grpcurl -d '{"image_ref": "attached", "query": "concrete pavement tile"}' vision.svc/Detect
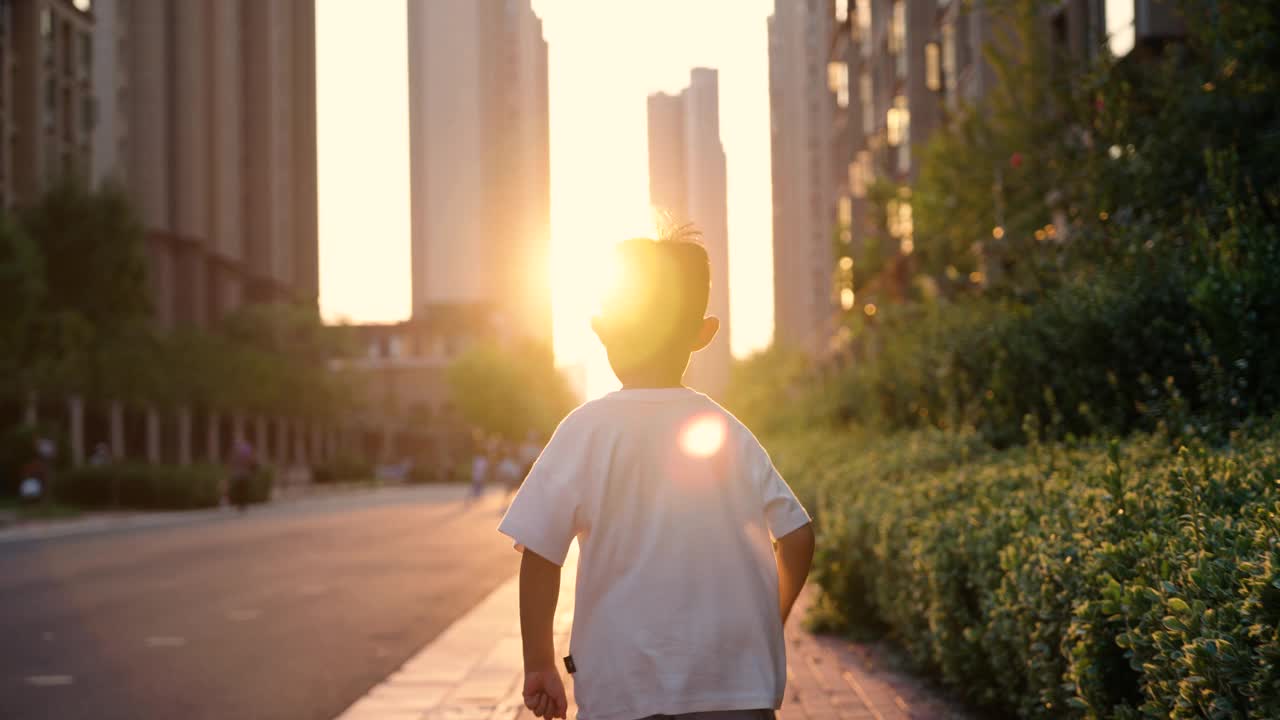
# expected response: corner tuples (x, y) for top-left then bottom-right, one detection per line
(336, 697), (427, 720)
(367, 683), (449, 708)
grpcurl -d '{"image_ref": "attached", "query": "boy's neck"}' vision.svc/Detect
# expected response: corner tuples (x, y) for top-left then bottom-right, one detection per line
(618, 368), (686, 390)
(621, 381), (686, 390)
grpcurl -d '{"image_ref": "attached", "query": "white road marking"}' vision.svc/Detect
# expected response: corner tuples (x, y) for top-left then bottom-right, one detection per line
(226, 609), (261, 621)
(25, 675), (73, 687)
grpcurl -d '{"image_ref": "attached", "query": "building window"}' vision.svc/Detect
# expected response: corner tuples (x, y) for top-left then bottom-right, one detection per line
(838, 196), (852, 244)
(79, 34), (91, 81)
(40, 8), (53, 66)
(828, 62), (849, 108)
(886, 95), (909, 146)
(859, 72), (873, 131)
(925, 42), (942, 91)
(1106, 0), (1136, 57)
(82, 95), (95, 136)
(889, 1), (906, 54)
(44, 77), (56, 130)
(835, 0), (848, 23)
(856, 0), (871, 49)
(942, 22), (957, 96)
(893, 1), (908, 78)
(850, 150), (871, 197)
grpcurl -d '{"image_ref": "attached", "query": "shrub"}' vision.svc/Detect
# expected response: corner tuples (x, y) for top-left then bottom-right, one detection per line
(229, 466), (274, 505)
(57, 462), (226, 510)
(775, 420), (1280, 718)
(312, 454), (373, 484)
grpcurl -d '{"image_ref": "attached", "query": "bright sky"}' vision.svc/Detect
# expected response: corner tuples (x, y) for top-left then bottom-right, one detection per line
(317, 0), (776, 397)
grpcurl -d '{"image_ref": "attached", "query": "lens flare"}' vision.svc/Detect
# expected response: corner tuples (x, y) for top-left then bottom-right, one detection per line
(679, 413), (727, 458)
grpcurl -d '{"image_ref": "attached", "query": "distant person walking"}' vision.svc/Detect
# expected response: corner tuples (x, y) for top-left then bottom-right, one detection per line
(229, 439), (257, 512)
(468, 437), (492, 504)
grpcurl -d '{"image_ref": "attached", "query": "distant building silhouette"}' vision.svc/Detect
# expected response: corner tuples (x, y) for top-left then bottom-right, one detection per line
(407, 0), (551, 346)
(646, 68), (731, 398)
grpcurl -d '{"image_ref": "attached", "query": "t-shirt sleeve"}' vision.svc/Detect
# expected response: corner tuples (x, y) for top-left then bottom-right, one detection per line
(497, 416), (585, 566)
(753, 442), (811, 540)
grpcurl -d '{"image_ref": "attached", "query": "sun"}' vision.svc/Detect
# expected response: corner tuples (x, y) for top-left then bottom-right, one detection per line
(549, 210), (660, 399)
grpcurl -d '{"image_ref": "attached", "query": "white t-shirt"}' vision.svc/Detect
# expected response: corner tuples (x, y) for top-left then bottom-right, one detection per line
(498, 388), (811, 720)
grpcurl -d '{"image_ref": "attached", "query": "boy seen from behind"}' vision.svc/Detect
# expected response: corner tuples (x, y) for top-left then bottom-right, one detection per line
(498, 227), (815, 720)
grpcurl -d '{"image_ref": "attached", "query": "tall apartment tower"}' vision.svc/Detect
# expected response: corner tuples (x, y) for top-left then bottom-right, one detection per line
(107, 0), (317, 330)
(0, 0), (95, 210)
(768, 0), (838, 356)
(407, 0), (551, 346)
(646, 68), (731, 398)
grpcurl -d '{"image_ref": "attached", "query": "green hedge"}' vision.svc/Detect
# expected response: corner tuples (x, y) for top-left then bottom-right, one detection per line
(312, 454), (373, 484)
(57, 463), (227, 509)
(775, 421), (1280, 719)
(228, 466), (274, 506)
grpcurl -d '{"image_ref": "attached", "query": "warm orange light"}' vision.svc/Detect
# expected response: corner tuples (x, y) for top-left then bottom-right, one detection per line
(679, 413), (727, 459)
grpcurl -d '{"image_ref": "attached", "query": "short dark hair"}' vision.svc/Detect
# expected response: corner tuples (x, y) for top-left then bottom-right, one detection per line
(596, 224), (710, 363)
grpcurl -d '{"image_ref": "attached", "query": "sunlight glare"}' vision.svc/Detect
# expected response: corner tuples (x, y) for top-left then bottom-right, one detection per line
(679, 413), (728, 459)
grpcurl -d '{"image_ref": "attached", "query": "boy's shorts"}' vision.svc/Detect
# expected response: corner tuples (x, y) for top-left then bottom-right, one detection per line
(634, 707), (773, 712)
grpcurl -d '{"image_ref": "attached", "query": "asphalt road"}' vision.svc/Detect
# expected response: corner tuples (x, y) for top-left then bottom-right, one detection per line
(0, 487), (521, 720)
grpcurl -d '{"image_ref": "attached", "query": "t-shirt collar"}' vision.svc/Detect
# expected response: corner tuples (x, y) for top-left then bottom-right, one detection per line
(608, 387), (701, 402)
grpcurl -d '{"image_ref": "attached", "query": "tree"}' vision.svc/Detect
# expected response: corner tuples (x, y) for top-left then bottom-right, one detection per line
(0, 214), (43, 401)
(446, 341), (576, 441)
(20, 179), (150, 335)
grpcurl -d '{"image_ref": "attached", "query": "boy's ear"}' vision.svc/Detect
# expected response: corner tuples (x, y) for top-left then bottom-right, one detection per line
(692, 316), (719, 352)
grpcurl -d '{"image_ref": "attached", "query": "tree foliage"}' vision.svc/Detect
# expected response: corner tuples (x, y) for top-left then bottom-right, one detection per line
(446, 340), (577, 441)
(2, 182), (357, 422)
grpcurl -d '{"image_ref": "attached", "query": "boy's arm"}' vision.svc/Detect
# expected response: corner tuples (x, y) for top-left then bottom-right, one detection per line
(774, 522), (816, 623)
(519, 549), (568, 719)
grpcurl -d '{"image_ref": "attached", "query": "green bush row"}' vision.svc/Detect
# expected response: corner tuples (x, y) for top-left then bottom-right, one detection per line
(312, 454), (373, 485)
(56, 462), (271, 509)
(775, 421), (1280, 719)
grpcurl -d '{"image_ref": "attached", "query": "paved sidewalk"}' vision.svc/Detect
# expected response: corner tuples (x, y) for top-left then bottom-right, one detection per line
(336, 547), (968, 720)
(336, 546), (578, 720)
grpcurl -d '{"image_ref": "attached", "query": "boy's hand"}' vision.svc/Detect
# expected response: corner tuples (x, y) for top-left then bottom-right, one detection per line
(523, 669), (568, 718)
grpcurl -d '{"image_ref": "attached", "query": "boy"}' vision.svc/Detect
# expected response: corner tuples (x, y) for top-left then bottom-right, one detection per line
(498, 228), (815, 720)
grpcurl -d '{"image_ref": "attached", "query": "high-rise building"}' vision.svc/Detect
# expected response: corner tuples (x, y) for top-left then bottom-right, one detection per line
(407, 0), (551, 347)
(0, 0), (95, 210)
(767, 0), (839, 356)
(1, 0), (318, 329)
(106, 0), (318, 330)
(646, 68), (731, 397)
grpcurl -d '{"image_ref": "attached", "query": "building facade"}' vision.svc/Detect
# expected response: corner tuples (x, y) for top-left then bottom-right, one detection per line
(767, 0), (839, 356)
(646, 67), (731, 397)
(0, 0), (95, 210)
(1, 0), (318, 329)
(407, 0), (551, 347)
(112, 0), (318, 330)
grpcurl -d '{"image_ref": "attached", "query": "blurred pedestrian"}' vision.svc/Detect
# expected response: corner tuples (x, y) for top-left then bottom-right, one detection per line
(89, 442), (111, 467)
(468, 435), (492, 504)
(496, 442), (524, 510)
(229, 439), (256, 512)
